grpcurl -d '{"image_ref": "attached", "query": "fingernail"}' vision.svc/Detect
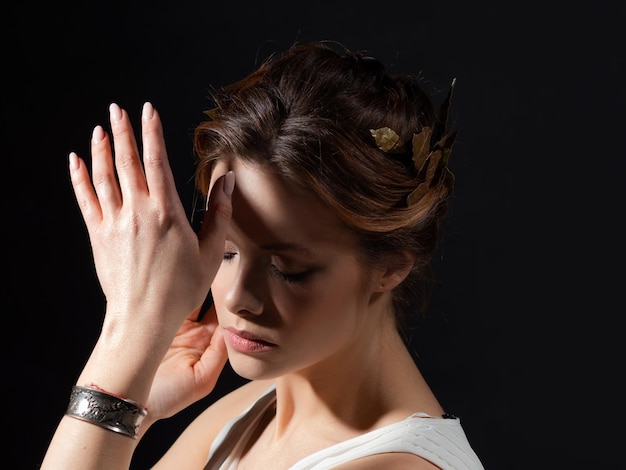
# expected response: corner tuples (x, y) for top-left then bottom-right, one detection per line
(142, 102), (154, 120)
(109, 103), (122, 122)
(69, 152), (79, 171)
(223, 171), (235, 196)
(92, 125), (105, 143)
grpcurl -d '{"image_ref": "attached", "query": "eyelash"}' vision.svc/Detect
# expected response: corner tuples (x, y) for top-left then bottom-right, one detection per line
(222, 252), (313, 284)
(269, 265), (312, 284)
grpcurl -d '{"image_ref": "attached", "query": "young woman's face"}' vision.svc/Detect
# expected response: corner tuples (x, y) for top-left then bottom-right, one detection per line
(210, 159), (385, 380)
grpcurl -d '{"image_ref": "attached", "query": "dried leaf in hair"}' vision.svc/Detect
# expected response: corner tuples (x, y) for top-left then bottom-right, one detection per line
(370, 127), (401, 152)
(434, 130), (458, 166)
(405, 78), (457, 207)
(425, 150), (442, 186)
(433, 78), (456, 143)
(411, 127), (432, 172)
(203, 108), (220, 120)
(407, 183), (427, 206)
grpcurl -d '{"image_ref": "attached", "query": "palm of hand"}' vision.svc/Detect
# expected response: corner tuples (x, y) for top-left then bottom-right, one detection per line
(148, 306), (228, 420)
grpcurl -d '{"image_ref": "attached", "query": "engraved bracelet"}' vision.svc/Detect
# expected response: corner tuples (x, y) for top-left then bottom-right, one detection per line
(65, 385), (147, 438)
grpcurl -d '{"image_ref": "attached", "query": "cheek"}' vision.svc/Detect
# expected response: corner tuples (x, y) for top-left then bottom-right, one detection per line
(211, 261), (367, 329)
(279, 273), (365, 329)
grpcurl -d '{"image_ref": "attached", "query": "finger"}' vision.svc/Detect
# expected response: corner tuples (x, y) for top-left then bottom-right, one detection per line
(108, 102), (148, 202)
(140, 102), (181, 209)
(89, 124), (122, 218)
(197, 326), (228, 385)
(198, 171), (234, 275)
(191, 305), (227, 392)
(69, 151), (103, 229)
(206, 326), (227, 360)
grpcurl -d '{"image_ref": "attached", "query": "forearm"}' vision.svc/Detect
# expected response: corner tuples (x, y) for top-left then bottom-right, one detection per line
(41, 311), (173, 469)
(41, 415), (140, 470)
(41, 101), (233, 469)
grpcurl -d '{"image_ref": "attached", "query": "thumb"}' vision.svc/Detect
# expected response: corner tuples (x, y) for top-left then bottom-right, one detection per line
(195, 326), (229, 392)
(198, 170), (234, 272)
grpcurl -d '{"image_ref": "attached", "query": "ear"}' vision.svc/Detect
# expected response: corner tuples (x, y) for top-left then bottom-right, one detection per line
(373, 251), (415, 292)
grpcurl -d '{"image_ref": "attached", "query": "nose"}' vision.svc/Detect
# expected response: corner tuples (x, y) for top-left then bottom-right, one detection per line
(223, 260), (265, 316)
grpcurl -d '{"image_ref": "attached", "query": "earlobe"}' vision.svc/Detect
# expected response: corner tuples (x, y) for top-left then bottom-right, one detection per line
(375, 252), (415, 292)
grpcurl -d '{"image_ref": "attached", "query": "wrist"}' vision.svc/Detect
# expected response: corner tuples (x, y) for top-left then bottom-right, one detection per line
(65, 384), (148, 439)
(76, 322), (170, 407)
(101, 302), (183, 346)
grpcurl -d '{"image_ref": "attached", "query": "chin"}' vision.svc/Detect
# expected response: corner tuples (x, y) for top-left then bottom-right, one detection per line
(227, 350), (284, 381)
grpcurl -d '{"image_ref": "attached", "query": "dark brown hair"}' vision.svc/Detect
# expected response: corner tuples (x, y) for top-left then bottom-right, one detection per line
(193, 41), (456, 330)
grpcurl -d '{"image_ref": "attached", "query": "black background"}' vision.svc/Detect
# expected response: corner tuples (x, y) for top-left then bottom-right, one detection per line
(3, 1), (624, 468)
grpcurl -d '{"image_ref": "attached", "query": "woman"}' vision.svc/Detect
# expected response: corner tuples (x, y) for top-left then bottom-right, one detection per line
(42, 41), (484, 469)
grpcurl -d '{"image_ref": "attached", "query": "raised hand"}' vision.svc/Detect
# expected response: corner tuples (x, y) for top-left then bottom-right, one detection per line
(70, 102), (232, 331)
(42, 102), (233, 469)
(147, 304), (228, 420)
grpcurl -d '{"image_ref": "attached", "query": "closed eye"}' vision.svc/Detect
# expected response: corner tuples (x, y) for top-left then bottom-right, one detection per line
(269, 265), (314, 284)
(222, 250), (314, 284)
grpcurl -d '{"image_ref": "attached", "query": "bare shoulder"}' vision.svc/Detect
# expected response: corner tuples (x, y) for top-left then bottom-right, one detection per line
(333, 452), (440, 470)
(151, 380), (274, 469)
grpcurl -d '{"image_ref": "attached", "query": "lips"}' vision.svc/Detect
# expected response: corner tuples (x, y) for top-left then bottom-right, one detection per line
(223, 327), (277, 353)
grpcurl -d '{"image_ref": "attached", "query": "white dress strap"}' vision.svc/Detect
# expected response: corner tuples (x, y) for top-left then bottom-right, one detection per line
(204, 384), (484, 470)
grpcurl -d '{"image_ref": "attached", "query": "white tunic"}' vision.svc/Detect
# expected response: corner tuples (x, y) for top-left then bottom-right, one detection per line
(204, 384), (484, 470)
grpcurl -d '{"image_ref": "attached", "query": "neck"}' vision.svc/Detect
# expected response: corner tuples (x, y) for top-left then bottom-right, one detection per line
(270, 320), (440, 437)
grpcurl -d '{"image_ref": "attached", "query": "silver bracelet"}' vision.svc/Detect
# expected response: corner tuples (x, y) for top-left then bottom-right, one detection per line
(65, 385), (147, 439)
